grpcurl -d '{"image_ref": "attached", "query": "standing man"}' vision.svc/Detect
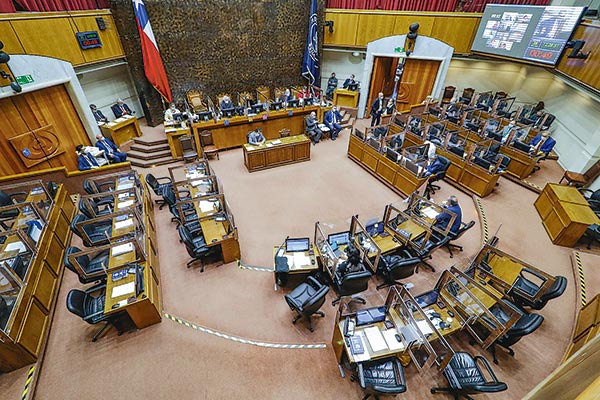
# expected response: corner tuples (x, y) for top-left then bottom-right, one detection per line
(95, 133), (128, 163)
(326, 72), (338, 98)
(111, 98), (133, 118)
(435, 195), (462, 235)
(90, 104), (108, 124)
(76, 145), (99, 171)
(370, 92), (384, 126)
(305, 111), (322, 144)
(343, 74), (356, 89)
(324, 106), (343, 140)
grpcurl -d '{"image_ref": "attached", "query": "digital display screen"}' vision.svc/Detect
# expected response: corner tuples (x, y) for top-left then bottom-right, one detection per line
(471, 5), (585, 66)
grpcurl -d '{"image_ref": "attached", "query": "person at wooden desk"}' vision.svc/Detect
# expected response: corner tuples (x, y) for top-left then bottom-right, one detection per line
(335, 244), (363, 275)
(423, 154), (444, 178)
(111, 98), (133, 118)
(305, 111), (322, 145)
(528, 129), (556, 158)
(434, 195), (462, 235)
(248, 128), (266, 146)
(164, 103), (181, 123)
(343, 74), (356, 89)
(95, 133), (128, 163)
(90, 104), (108, 124)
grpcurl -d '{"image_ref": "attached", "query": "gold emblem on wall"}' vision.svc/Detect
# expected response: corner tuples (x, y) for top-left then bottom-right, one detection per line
(8, 125), (65, 168)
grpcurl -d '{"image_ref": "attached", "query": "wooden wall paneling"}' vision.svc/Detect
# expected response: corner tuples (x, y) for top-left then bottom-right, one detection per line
(71, 15), (125, 63)
(323, 11), (358, 46)
(430, 16), (479, 54)
(391, 15), (434, 38)
(9, 18), (85, 65)
(402, 58), (440, 106)
(356, 14), (397, 46)
(0, 21), (25, 54)
(557, 23), (600, 91)
(0, 98), (32, 176)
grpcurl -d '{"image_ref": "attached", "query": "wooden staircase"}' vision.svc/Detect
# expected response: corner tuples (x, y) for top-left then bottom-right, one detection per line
(127, 136), (178, 168)
(338, 106), (357, 130)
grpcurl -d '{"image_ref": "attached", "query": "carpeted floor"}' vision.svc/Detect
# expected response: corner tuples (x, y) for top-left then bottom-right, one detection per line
(1, 118), (597, 400)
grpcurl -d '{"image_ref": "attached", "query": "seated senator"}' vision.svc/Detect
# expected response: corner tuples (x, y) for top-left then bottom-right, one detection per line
(220, 95), (234, 111)
(335, 244), (363, 276)
(305, 111), (322, 144)
(164, 103), (181, 123)
(248, 128), (266, 146)
(528, 130), (556, 157)
(279, 89), (293, 104)
(423, 154), (444, 177)
(76, 145), (99, 171)
(95, 133), (127, 163)
(324, 106), (343, 140)
(389, 134), (404, 151)
(343, 74), (356, 89)
(111, 98), (133, 118)
(435, 195), (462, 235)
(90, 104), (108, 123)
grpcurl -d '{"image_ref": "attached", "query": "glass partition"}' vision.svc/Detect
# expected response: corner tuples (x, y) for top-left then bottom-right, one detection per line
(404, 194), (455, 238)
(352, 126), (367, 142)
(493, 96), (516, 117)
(350, 216), (381, 274)
(470, 139), (503, 174)
(80, 186), (144, 219)
(314, 222), (343, 280)
(75, 208), (145, 249)
(168, 160), (212, 183)
(0, 180), (54, 221)
(407, 115), (424, 137)
(173, 175), (220, 201)
(175, 194), (236, 244)
(87, 170), (140, 194)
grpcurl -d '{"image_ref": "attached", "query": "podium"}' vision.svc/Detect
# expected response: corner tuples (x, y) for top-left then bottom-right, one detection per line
(333, 89), (359, 108)
(100, 116), (142, 146)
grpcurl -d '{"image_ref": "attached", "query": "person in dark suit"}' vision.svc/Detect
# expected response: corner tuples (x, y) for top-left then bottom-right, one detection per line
(529, 130), (556, 156)
(370, 92), (384, 126)
(324, 106), (343, 140)
(326, 72), (338, 98)
(389, 134), (403, 151)
(220, 95), (234, 110)
(76, 145), (99, 171)
(343, 74), (356, 89)
(423, 154), (444, 177)
(278, 89), (293, 104)
(435, 195), (462, 235)
(305, 111), (322, 144)
(90, 104), (108, 123)
(111, 99), (133, 118)
(95, 133), (127, 163)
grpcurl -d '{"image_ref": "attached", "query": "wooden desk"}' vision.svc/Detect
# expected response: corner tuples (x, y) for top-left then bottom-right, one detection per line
(100, 116), (142, 146)
(190, 106), (319, 151)
(243, 135), (311, 173)
(371, 228), (402, 255)
(534, 183), (600, 247)
(166, 126), (192, 159)
(334, 89), (359, 108)
(272, 246), (318, 274)
(499, 145), (537, 180)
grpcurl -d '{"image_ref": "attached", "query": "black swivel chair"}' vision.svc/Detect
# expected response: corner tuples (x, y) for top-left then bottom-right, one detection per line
(409, 234), (451, 273)
(580, 188), (600, 216)
(424, 155), (451, 199)
(509, 272), (567, 311)
(353, 357), (407, 400)
(0, 297), (10, 330)
(178, 225), (216, 272)
(431, 352), (507, 399)
(376, 250), (420, 290)
(284, 276), (329, 332)
(83, 178), (114, 195)
(145, 174), (173, 210)
(66, 284), (124, 342)
(70, 214), (112, 247)
(64, 246), (109, 284)
(331, 264), (371, 306)
(443, 220), (475, 258)
(0, 190), (27, 228)
(78, 197), (113, 219)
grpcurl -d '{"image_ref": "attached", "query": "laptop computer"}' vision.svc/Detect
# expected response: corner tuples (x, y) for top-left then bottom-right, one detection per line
(285, 237), (310, 253)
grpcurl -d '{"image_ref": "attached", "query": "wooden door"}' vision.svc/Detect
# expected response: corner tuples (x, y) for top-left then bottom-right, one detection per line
(367, 57), (397, 113)
(396, 59), (440, 112)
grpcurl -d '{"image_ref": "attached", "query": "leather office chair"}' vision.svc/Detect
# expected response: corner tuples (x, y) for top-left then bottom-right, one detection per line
(431, 352), (507, 399)
(579, 188), (600, 215)
(443, 220), (475, 258)
(409, 234), (451, 273)
(352, 357), (407, 400)
(66, 284), (124, 342)
(424, 155), (450, 199)
(376, 250), (420, 290)
(0, 190), (24, 228)
(145, 173), (173, 210)
(78, 197), (112, 219)
(179, 135), (198, 163)
(200, 130), (219, 160)
(284, 276), (329, 332)
(70, 214), (112, 247)
(584, 224), (600, 249)
(64, 246), (108, 284)
(459, 88), (475, 104)
(331, 263), (371, 306)
(178, 225), (215, 272)
(560, 159), (600, 188)
(0, 297), (9, 330)
(82, 178), (114, 195)
(162, 185), (196, 226)
(442, 86), (455, 104)
(509, 273), (567, 311)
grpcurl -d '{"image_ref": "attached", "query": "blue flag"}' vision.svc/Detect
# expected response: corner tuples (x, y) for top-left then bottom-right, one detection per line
(302, 0), (319, 87)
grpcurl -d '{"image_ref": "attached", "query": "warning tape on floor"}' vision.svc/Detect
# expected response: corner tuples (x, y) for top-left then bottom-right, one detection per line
(21, 365), (35, 400)
(163, 312), (326, 349)
(237, 259), (274, 272)
(574, 252), (586, 307)
(521, 180), (543, 192)
(474, 197), (489, 244)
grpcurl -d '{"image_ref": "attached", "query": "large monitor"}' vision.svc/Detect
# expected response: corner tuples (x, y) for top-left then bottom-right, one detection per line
(471, 5), (586, 66)
(221, 107), (235, 118)
(287, 99), (299, 108)
(347, 83), (358, 91)
(250, 103), (265, 114)
(270, 101), (283, 111)
(386, 147), (400, 162)
(197, 111), (213, 122)
(328, 231), (350, 247)
(286, 237), (310, 253)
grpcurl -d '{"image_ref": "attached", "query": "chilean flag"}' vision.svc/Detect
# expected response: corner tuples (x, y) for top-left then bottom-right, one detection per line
(132, 0), (172, 102)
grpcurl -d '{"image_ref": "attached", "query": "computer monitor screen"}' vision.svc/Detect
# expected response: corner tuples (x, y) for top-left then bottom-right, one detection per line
(221, 107), (235, 118)
(270, 101), (283, 111)
(428, 107), (441, 117)
(354, 129), (364, 140)
(473, 156), (492, 170)
(366, 221), (385, 236)
(328, 231), (350, 247)
(287, 99), (299, 108)
(251, 104), (265, 114)
(347, 83), (358, 91)
(173, 112), (183, 122)
(512, 140), (531, 153)
(285, 237), (310, 252)
(386, 147), (400, 162)
(197, 111), (212, 121)
(404, 158), (422, 176)
(448, 145), (465, 158)
(367, 137), (381, 151)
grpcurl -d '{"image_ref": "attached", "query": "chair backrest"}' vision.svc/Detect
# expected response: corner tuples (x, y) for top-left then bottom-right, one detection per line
(442, 86), (455, 100)
(462, 88), (475, 100)
(499, 154), (511, 170)
(337, 265), (371, 296)
(381, 254), (418, 280)
(83, 179), (98, 194)
(179, 135), (197, 160)
(200, 131), (215, 147)
(500, 313), (544, 347)
(66, 289), (87, 319)
(583, 159), (600, 182)
(162, 185), (177, 207)
(78, 198), (97, 219)
(431, 155), (451, 182)
(302, 284), (329, 316)
(0, 191), (12, 206)
(178, 225), (196, 250)
(540, 275), (567, 303)
(453, 220), (475, 240)
(443, 352), (507, 394)
(145, 174), (160, 193)
(70, 214), (87, 239)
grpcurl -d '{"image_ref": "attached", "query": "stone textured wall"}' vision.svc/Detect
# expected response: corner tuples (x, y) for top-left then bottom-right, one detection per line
(111, 0), (324, 126)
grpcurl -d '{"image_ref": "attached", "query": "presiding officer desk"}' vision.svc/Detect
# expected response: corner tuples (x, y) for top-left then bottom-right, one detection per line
(243, 134), (311, 173)
(99, 115), (142, 146)
(0, 180), (75, 372)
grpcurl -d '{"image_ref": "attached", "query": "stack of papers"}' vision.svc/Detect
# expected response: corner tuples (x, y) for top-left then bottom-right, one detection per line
(199, 201), (214, 213)
(364, 326), (388, 352)
(422, 207), (439, 219)
(271, 139), (282, 145)
(117, 182), (134, 190)
(111, 242), (134, 257)
(111, 282), (135, 298)
(117, 200), (134, 209)
(114, 218), (134, 230)
(416, 320), (434, 336)
(383, 329), (404, 351)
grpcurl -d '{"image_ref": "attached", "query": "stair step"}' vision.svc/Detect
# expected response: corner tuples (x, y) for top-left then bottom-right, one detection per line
(130, 143), (171, 153)
(128, 149), (172, 160)
(130, 156), (178, 168)
(133, 136), (168, 146)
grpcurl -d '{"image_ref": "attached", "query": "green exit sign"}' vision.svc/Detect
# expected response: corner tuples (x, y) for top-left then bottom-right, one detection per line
(394, 47), (404, 53)
(16, 75), (34, 85)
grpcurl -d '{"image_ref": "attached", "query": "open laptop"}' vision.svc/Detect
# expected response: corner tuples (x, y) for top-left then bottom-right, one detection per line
(285, 237), (310, 253)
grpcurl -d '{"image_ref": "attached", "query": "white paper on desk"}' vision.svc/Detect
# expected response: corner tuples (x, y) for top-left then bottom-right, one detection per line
(293, 253), (311, 266)
(190, 180), (205, 187)
(364, 326), (388, 352)
(271, 139), (282, 145)
(4, 241), (26, 253)
(118, 182), (134, 190)
(416, 320), (434, 336)
(383, 329), (405, 351)
(265, 143), (273, 148)
(199, 201), (214, 213)
(285, 254), (295, 267)
(114, 218), (134, 230)
(352, 333), (371, 362)
(422, 207), (439, 219)
(165, 128), (176, 133)
(117, 200), (134, 209)
(111, 242), (134, 257)
(111, 282), (135, 298)
(118, 193), (130, 200)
